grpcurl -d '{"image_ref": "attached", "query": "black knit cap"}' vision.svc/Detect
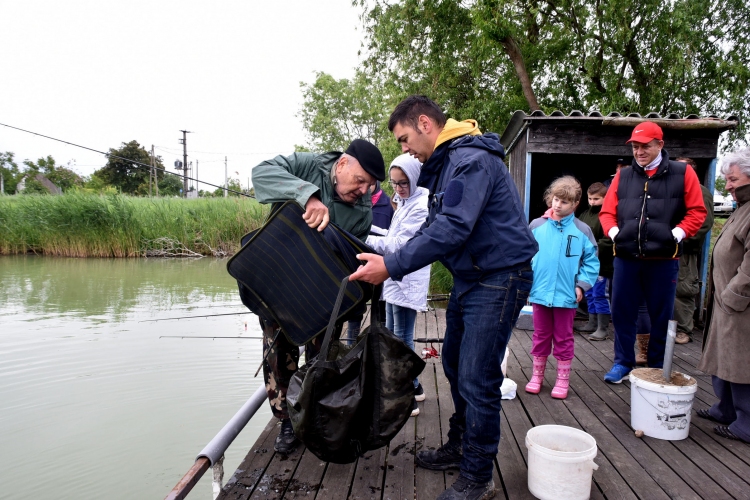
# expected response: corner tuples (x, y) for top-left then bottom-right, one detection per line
(345, 139), (385, 181)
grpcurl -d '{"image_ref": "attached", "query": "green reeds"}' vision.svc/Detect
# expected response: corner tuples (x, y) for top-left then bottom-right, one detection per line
(0, 193), (268, 257)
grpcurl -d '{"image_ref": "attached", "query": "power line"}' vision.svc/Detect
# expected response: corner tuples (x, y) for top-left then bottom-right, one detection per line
(154, 145), (288, 156)
(0, 122), (253, 198)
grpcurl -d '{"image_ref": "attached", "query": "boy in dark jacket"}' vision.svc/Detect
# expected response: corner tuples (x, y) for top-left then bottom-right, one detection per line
(577, 182), (613, 340)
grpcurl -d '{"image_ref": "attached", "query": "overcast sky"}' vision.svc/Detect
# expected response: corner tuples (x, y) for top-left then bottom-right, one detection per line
(0, 1), (364, 191)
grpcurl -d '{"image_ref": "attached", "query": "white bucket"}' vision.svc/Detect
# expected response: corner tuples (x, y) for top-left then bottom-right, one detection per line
(629, 369), (697, 440)
(525, 425), (598, 500)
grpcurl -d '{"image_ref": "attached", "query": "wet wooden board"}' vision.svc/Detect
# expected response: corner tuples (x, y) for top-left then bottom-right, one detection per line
(217, 310), (750, 499)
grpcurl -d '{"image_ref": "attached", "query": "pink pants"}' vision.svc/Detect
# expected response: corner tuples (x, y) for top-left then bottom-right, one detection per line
(531, 304), (576, 361)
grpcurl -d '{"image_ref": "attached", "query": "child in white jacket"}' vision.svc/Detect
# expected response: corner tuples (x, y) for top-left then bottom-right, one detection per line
(367, 153), (430, 416)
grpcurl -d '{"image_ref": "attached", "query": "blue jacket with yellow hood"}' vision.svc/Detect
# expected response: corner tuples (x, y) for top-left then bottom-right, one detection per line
(384, 119), (538, 294)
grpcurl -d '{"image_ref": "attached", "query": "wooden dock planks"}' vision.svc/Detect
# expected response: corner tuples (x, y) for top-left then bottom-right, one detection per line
(217, 310), (750, 500)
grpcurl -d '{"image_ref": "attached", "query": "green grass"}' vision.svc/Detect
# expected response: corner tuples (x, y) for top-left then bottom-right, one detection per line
(710, 216), (727, 256)
(0, 193), (268, 257)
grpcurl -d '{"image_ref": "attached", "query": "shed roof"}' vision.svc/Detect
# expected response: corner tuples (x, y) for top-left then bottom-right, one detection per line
(499, 110), (740, 153)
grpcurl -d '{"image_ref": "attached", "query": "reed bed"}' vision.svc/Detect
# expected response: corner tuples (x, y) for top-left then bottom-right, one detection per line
(0, 193), (268, 257)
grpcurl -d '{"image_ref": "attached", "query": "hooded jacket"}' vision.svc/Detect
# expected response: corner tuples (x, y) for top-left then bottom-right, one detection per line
(367, 154), (430, 311)
(528, 212), (599, 309)
(384, 120), (538, 295)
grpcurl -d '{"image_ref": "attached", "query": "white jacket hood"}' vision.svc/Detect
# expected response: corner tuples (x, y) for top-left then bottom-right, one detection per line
(389, 153), (422, 201)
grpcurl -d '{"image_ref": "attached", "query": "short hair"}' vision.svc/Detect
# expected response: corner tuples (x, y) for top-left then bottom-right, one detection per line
(388, 95), (447, 132)
(587, 182), (607, 197)
(720, 148), (750, 178)
(547, 176), (582, 203)
(676, 157), (697, 170)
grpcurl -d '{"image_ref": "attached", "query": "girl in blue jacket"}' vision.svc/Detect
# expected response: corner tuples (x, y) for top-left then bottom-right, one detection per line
(525, 176), (599, 399)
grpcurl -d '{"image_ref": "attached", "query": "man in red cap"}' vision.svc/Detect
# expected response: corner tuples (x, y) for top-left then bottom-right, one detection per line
(599, 121), (707, 383)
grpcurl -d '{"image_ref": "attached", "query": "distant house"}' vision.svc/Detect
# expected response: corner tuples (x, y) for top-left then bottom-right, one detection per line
(16, 173), (63, 195)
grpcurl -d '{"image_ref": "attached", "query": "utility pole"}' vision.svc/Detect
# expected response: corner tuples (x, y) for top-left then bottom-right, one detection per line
(179, 130), (192, 198)
(196, 159), (199, 196)
(0, 171), (4, 195)
(224, 156), (228, 198)
(149, 145), (154, 197)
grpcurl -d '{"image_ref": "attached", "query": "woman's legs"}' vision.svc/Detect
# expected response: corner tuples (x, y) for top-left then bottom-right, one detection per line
(388, 302), (419, 387)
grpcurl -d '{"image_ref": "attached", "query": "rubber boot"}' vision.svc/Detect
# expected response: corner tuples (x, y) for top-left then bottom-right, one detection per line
(551, 359), (572, 399)
(576, 314), (597, 333)
(587, 314), (610, 341)
(635, 334), (650, 366)
(525, 356), (547, 394)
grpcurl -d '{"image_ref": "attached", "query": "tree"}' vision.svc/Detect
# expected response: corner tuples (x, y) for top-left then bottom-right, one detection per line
(298, 71), (402, 161)
(0, 152), (22, 194)
(715, 176), (728, 196)
(351, 0), (749, 143)
(22, 156), (84, 192)
(212, 178), (243, 197)
(94, 141), (165, 195)
(158, 174), (184, 197)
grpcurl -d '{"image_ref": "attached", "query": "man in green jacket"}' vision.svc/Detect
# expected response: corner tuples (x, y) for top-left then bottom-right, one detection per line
(251, 139), (385, 453)
(674, 157), (714, 343)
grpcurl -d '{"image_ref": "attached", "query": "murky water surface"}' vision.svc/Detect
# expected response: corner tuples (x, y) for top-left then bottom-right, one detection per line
(0, 256), (269, 499)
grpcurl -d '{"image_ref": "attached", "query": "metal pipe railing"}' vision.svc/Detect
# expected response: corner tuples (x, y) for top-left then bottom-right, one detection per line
(165, 346), (305, 500)
(165, 384), (267, 500)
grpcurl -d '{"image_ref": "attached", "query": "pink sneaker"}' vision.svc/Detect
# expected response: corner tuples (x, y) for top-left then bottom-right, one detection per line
(551, 359), (572, 399)
(525, 356), (547, 394)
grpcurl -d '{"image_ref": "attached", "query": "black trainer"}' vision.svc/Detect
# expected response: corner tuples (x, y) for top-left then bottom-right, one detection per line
(414, 383), (426, 402)
(274, 418), (300, 454)
(415, 441), (462, 470)
(437, 475), (496, 500)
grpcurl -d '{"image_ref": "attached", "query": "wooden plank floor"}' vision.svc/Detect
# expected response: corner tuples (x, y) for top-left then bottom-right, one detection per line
(217, 305), (750, 499)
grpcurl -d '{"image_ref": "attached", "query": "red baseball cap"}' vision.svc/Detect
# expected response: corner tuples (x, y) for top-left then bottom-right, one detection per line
(626, 121), (663, 144)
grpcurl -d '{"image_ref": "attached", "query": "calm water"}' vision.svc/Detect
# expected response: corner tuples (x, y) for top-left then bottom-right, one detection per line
(0, 256), (270, 499)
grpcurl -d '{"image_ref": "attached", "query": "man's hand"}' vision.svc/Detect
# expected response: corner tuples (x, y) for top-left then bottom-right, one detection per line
(303, 196), (329, 231)
(350, 253), (390, 285)
(575, 287), (583, 303)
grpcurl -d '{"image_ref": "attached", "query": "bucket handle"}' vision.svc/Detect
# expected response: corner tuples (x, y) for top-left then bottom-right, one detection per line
(591, 460), (599, 471)
(635, 386), (691, 420)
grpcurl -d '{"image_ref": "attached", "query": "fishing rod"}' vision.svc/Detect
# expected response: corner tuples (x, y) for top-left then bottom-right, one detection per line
(160, 335), (263, 340)
(141, 311), (250, 322)
(0, 121), (252, 198)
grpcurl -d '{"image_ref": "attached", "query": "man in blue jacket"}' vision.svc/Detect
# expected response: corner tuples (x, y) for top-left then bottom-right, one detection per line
(351, 95), (537, 500)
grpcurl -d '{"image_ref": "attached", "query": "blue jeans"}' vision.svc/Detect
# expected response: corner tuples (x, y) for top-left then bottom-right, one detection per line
(611, 257), (679, 368)
(443, 266), (533, 483)
(386, 302), (419, 388)
(585, 276), (610, 314)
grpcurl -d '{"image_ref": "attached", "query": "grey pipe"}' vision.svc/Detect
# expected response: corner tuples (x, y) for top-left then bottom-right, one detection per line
(197, 345), (306, 465)
(663, 320), (677, 382)
(197, 384), (268, 466)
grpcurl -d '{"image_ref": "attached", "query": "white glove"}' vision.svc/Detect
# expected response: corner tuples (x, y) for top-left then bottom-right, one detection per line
(608, 227), (620, 240)
(369, 225), (388, 236)
(671, 227), (686, 243)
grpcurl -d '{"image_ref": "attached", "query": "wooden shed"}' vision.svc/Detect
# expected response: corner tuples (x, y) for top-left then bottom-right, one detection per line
(498, 110), (739, 315)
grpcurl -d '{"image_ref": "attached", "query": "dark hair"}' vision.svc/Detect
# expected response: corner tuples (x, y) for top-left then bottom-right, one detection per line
(388, 95), (447, 132)
(676, 157), (697, 169)
(587, 182), (607, 196)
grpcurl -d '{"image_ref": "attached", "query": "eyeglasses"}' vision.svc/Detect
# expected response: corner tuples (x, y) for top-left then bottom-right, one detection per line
(389, 180), (410, 189)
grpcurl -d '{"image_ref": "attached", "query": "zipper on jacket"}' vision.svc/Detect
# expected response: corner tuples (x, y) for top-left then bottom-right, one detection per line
(637, 181), (648, 256)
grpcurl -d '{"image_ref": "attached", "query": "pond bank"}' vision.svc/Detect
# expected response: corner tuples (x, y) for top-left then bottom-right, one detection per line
(0, 193), (268, 257)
